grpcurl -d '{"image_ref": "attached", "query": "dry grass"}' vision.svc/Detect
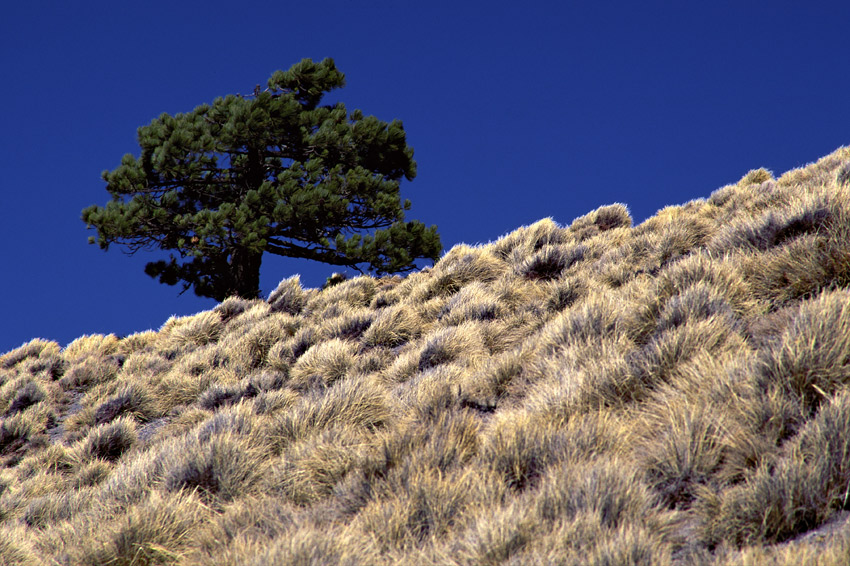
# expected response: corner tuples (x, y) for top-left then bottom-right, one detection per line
(2, 145), (850, 564)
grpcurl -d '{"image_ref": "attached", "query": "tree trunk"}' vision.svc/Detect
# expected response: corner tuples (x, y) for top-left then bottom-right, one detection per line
(228, 247), (263, 300)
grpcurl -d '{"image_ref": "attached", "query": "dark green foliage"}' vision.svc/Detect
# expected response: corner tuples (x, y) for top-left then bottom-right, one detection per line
(83, 58), (442, 301)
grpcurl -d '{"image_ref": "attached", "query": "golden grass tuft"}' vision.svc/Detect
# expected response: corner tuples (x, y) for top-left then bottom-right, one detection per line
(569, 202), (633, 240)
(415, 245), (507, 301)
(490, 217), (571, 259)
(737, 167), (774, 187)
(305, 275), (378, 316)
(361, 303), (424, 348)
(164, 310), (224, 347)
(290, 338), (359, 388)
(2, 145), (850, 564)
(269, 376), (392, 449)
(0, 339), (60, 371)
(267, 274), (308, 315)
(47, 490), (213, 566)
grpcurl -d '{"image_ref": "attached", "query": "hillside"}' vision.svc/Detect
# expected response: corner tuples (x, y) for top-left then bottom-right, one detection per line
(2, 146), (850, 565)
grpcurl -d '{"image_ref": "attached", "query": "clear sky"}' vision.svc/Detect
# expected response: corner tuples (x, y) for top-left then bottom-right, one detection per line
(2, 0), (849, 353)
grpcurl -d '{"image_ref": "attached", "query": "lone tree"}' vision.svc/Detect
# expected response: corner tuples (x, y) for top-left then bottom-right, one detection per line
(83, 58), (441, 301)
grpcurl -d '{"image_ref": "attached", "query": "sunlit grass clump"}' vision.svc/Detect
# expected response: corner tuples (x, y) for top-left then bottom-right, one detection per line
(2, 146), (850, 564)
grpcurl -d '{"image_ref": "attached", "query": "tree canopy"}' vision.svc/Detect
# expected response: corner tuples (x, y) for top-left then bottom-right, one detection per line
(82, 58), (441, 301)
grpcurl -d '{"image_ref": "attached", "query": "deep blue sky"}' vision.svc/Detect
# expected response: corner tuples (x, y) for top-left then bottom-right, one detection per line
(2, 1), (849, 353)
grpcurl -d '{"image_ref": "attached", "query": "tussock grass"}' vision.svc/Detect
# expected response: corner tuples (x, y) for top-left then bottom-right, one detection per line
(73, 416), (137, 462)
(515, 243), (587, 281)
(267, 274), (308, 315)
(3, 145), (850, 563)
(290, 338), (359, 388)
(62, 333), (120, 361)
(269, 376), (391, 448)
(59, 355), (121, 391)
(263, 426), (376, 506)
(698, 389), (850, 548)
(438, 282), (502, 325)
(0, 339), (61, 372)
(415, 322), (488, 373)
(163, 311), (224, 347)
(46, 490), (212, 566)
(563, 204), (634, 249)
(305, 275), (378, 316)
(93, 381), (161, 424)
(415, 245), (506, 301)
(362, 304), (420, 348)
(754, 287), (850, 414)
(319, 306), (376, 341)
(491, 217), (571, 259)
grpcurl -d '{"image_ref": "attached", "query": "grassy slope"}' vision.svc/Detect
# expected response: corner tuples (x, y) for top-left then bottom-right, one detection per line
(2, 147), (850, 565)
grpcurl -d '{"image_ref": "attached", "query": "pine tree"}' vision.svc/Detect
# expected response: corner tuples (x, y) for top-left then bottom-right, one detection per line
(82, 58), (441, 301)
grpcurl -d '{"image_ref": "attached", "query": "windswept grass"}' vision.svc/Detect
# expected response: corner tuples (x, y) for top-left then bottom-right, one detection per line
(2, 145), (850, 564)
